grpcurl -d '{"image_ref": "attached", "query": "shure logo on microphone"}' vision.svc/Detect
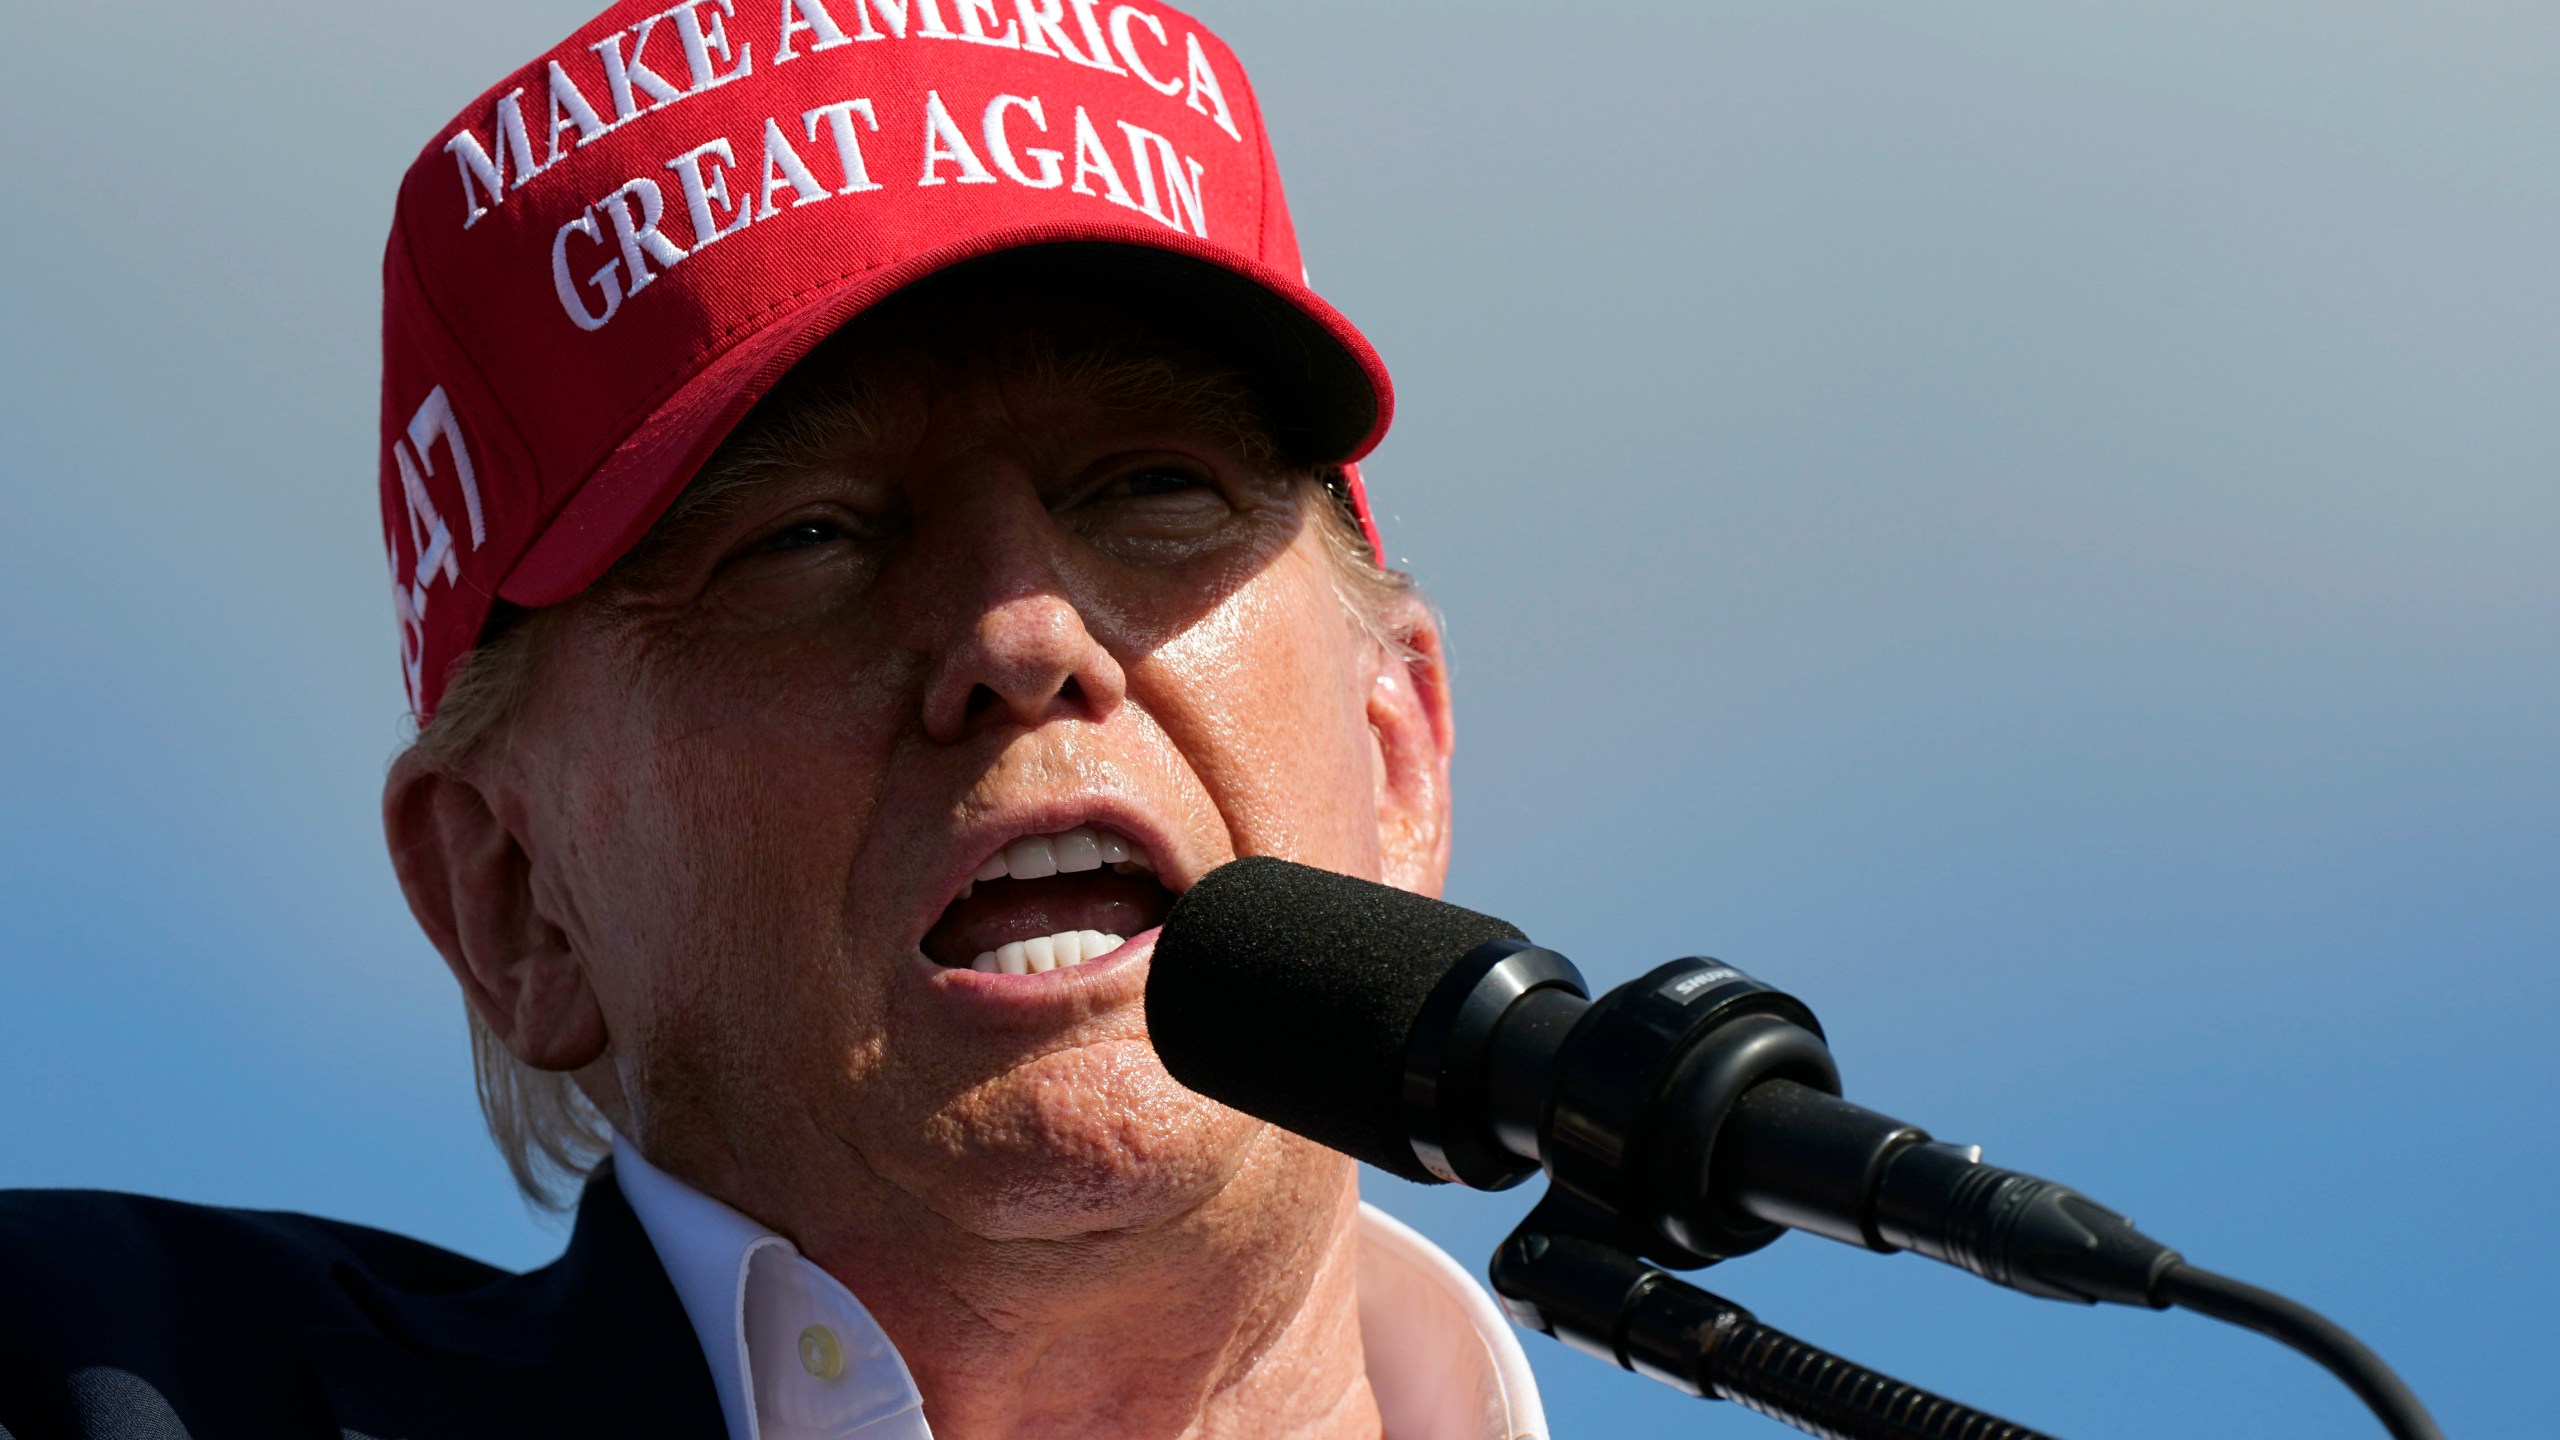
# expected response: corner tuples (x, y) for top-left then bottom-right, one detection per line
(1666, 965), (1742, 1002)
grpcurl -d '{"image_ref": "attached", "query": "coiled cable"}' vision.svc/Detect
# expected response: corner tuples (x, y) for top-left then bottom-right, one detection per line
(1695, 1306), (2057, 1440)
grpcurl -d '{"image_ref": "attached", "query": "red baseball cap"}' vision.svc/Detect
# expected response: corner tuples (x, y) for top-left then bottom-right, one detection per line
(380, 0), (1392, 722)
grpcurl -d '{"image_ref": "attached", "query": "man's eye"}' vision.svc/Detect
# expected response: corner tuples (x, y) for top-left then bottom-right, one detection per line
(1115, 467), (1206, 497)
(749, 519), (846, 554)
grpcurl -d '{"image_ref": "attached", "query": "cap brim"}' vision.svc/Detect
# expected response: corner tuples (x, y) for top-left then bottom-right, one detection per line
(500, 226), (1391, 608)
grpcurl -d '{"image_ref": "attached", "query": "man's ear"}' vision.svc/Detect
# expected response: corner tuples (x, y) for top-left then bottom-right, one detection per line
(1368, 601), (1455, 897)
(383, 751), (606, 1073)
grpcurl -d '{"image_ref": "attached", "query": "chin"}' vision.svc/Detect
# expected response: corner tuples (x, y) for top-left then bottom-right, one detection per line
(916, 1039), (1275, 1241)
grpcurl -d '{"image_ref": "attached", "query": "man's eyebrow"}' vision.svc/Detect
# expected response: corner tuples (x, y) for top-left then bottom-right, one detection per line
(598, 456), (851, 591)
(600, 332), (1290, 589)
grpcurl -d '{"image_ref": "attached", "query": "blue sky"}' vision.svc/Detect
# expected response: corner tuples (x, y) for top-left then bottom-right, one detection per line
(4, 3), (2552, 1435)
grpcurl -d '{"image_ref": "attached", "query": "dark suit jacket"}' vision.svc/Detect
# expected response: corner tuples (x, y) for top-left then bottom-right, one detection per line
(0, 1166), (726, 1440)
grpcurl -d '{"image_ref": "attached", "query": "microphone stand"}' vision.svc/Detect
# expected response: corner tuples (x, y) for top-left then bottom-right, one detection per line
(1492, 1197), (2058, 1440)
(1442, 951), (2441, 1439)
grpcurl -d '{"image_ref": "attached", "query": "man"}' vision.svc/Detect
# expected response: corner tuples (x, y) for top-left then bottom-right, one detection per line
(0, 4), (1545, 1438)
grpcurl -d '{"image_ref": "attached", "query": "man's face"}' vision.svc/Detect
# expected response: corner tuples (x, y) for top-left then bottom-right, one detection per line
(444, 291), (1450, 1240)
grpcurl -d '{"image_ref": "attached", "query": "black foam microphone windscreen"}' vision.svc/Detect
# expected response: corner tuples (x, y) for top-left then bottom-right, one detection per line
(1147, 857), (1525, 1184)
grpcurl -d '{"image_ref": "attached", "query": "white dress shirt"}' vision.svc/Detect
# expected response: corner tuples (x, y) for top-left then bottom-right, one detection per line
(614, 1137), (1548, 1440)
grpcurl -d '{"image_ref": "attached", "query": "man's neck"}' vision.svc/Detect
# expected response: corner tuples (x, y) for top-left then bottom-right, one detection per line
(719, 1133), (1383, 1440)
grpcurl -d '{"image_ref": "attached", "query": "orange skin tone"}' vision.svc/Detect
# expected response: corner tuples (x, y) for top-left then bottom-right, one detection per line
(384, 300), (1454, 1440)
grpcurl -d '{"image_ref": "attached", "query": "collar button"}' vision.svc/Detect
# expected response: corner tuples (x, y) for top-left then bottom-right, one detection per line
(798, 1323), (845, 1380)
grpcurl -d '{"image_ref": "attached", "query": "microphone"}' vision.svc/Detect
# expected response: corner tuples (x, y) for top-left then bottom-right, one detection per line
(1148, 855), (2172, 1300)
(1148, 858), (2444, 1440)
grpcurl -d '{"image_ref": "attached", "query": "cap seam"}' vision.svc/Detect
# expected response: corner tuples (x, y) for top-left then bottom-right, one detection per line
(1239, 51), (1274, 257)
(390, 203), (544, 597)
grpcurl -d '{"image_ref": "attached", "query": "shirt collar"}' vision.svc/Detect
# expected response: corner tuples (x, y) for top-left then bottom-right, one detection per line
(612, 1136), (1546, 1440)
(614, 1137), (929, 1440)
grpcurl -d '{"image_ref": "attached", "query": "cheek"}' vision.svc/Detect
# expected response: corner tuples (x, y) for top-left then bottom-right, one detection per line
(543, 625), (912, 1118)
(1137, 549), (1381, 874)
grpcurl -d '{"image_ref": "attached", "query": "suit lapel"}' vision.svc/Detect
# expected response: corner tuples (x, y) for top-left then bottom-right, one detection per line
(305, 1166), (727, 1440)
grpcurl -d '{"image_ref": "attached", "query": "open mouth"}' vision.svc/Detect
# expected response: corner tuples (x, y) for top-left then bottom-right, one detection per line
(922, 824), (1177, 974)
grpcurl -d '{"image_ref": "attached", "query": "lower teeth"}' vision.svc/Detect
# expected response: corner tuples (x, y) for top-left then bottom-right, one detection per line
(972, 929), (1125, 975)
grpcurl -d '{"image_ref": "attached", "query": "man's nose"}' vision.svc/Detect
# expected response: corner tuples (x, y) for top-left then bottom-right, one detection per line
(917, 529), (1129, 746)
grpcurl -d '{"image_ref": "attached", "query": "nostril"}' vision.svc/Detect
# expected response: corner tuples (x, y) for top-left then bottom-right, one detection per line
(964, 683), (1000, 720)
(1058, 675), (1084, 708)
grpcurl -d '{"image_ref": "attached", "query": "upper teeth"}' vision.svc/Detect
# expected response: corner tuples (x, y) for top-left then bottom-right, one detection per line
(953, 827), (1152, 972)
(970, 825), (1151, 885)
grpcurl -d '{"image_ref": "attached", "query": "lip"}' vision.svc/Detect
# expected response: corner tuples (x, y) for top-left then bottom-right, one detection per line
(910, 925), (1160, 1026)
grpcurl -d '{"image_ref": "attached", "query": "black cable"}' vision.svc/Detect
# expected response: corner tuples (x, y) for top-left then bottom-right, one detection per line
(1499, 1230), (2064, 1440)
(1694, 1305), (2060, 1440)
(2154, 1262), (2443, 1440)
